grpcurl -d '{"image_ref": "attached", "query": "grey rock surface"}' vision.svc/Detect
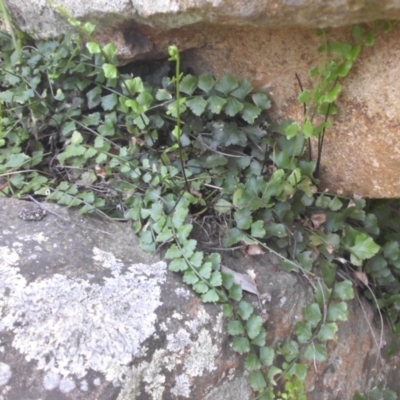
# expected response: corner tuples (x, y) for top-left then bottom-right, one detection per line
(221, 252), (400, 399)
(0, 197), (252, 399)
(0, 197), (400, 399)
(7, 0), (400, 37)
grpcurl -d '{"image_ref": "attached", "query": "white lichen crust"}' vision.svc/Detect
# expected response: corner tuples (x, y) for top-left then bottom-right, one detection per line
(0, 363), (12, 386)
(0, 246), (166, 385)
(118, 313), (223, 400)
(1, 243), (224, 399)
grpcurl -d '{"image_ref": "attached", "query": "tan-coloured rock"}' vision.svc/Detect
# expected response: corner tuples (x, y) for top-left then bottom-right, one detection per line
(6, 0), (400, 197)
(181, 25), (400, 198)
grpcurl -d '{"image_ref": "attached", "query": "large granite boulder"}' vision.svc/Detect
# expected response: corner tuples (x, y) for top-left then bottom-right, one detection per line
(0, 197), (399, 399)
(6, 1), (400, 38)
(6, 1), (400, 198)
(0, 198), (252, 399)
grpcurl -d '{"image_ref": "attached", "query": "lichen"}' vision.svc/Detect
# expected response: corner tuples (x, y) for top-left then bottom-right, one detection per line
(92, 247), (124, 275)
(18, 232), (48, 244)
(117, 363), (146, 400)
(185, 319), (201, 333)
(175, 287), (192, 298)
(0, 246), (167, 385)
(79, 379), (88, 391)
(184, 329), (219, 377)
(0, 247), (21, 270)
(142, 349), (166, 400)
(43, 371), (61, 390)
(0, 363), (12, 386)
(171, 374), (191, 397)
(1, 243), (224, 398)
(167, 328), (192, 353)
(0, 247), (26, 326)
(93, 377), (101, 386)
(59, 377), (76, 393)
(119, 307), (221, 399)
(196, 308), (212, 325)
(172, 311), (183, 320)
(212, 312), (224, 333)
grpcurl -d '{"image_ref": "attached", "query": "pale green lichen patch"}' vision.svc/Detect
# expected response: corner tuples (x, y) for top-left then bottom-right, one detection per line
(0, 246), (167, 387)
(0, 247), (27, 321)
(118, 311), (223, 399)
(1, 243), (225, 399)
(18, 232), (48, 244)
(171, 374), (191, 397)
(184, 328), (219, 376)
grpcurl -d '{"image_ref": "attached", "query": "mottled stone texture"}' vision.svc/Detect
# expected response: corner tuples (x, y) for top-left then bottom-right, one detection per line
(7, 0), (400, 35)
(0, 198), (253, 400)
(0, 197), (400, 398)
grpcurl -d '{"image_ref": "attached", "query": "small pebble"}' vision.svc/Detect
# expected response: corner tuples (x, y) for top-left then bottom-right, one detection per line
(18, 205), (47, 221)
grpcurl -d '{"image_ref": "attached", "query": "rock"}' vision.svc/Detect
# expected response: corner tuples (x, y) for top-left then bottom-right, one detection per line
(7, 0), (400, 38)
(181, 25), (400, 199)
(0, 197), (399, 398)
(7, 1), (400, 198)
(223, 250), (400, 398)
(0, 198), (252, 400)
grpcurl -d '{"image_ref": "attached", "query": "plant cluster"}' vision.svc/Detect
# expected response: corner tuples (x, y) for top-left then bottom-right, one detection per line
(354, 386), (397, 400)
(0, 8), (399, 398)
(285, 23), (392, 177)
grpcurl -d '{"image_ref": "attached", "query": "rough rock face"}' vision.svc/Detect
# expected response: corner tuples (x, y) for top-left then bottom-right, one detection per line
(7, 0), (400, 36)
(7, 0), (400, 198)
(0, 197), (399, 399)
(181, 25), (400, 199)
(0, 198), (253, 400)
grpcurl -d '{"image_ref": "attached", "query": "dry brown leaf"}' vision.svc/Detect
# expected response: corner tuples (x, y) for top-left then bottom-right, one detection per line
(301, 216), (312, 229)
(347, 200), (356, 208)
(247, 269), (257, 281)
(245, 244), (265, 256)
(268, 164), (277, 174)
(131, 137), (146, 147)
(311, 213), (327, 229)
(333, 257), (347, 265)
(353, 271), (369, 287)
(94, 164), (108, 179)
(221, 266), (259, 297)
(190, 187), (203, 198)
(310, 245), (320, 258)
(0, 181), (9, 192)
(326, 245), (335, 254)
